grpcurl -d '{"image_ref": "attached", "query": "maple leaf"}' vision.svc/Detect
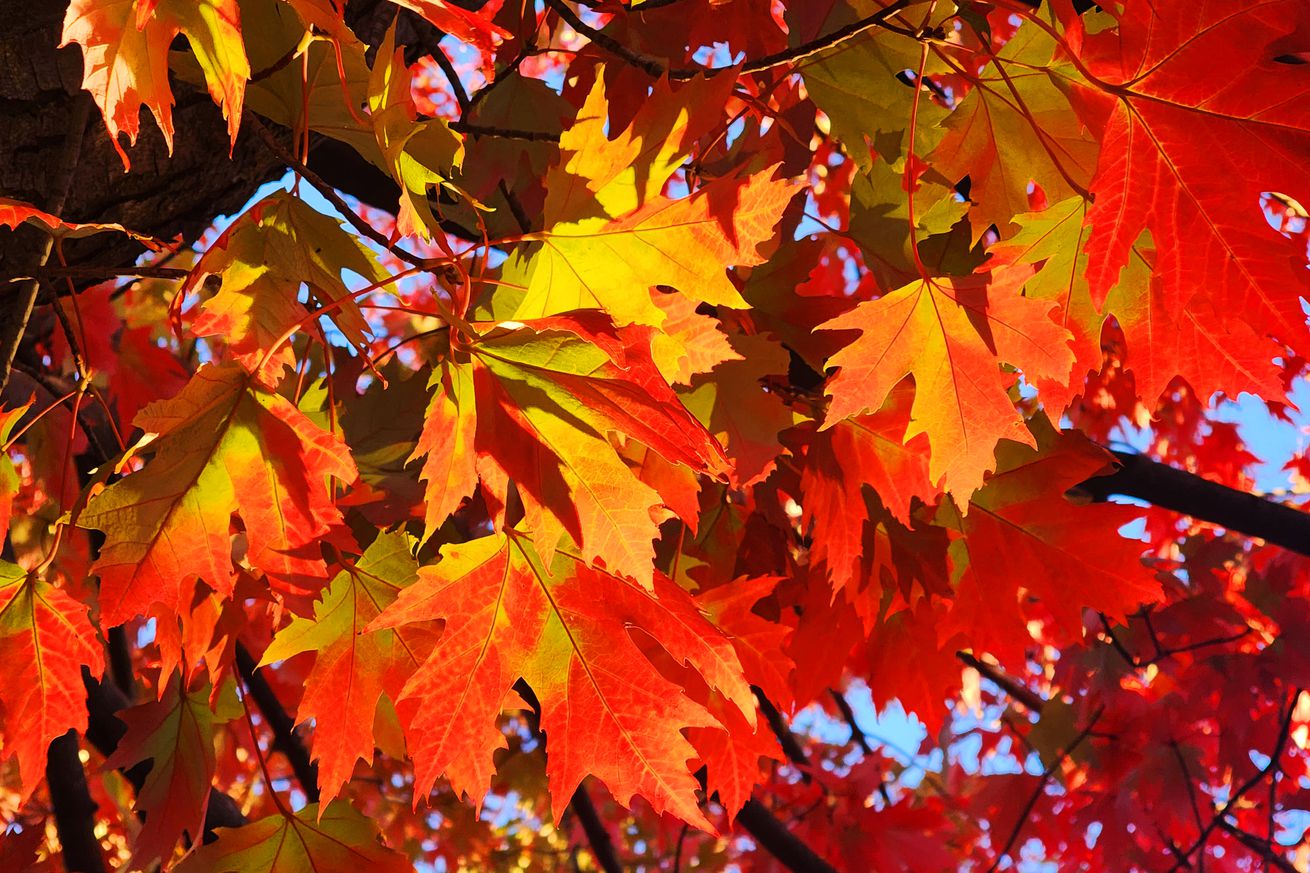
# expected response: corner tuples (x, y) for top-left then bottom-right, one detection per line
(858, 599), (962, 734)
(79, 363), (357, 627)
(102, 674), (239, 867)
(187, 191), (386, 386)
(260, 531), (439, 806)
(22, 0), (1310, 865)
(931, 23), (1098, 243)
(0, 561), (105, 800)
(846, 156), (973, 288)
(388, 0), (509, 56)
(369, 530), (754, 830)
(649, 292), (742, 386)
(790, 0), (952, 167)
(110, 327), (192, 427)
(992, 196), (1287, 410)
(681, 333), (794, 488)
(174, 801), (410, 873)
(687, 697), (782, 820)
(936, 424), (1163, 652)
(545, 70), (738, 223)
(61, 0), (250, 168)
(695, 576), (795, 710)
(236, 0), (372, 149)
(412, 361), (478, 540)
(1078, 0), (1310, 354)
(499, 62), (793, 326)
(821, 266), (1074, 498)
(801, 381), (937, 591)
(0, 197), (164, 247)
(368, 22), (464, 239)
(511, 169), (795, 326)
(414, 312), (728, 586)
(787, 578), (870, 706)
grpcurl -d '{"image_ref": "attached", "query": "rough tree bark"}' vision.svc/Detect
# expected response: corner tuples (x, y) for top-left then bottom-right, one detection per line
(0, 0), (408, 393)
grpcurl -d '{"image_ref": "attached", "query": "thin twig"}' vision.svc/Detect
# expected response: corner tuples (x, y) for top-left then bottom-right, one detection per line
(671, 822), (690, 873)
(545, 0), (920, 81)
(957, 651), (1046, 714)
(1217, 821), (1297, 873)
(247, 114), (435, 271)
(1166, 688), (1302, 872)
(986, 707), (1104, 873)
(1169, 741), (1207, 847)
(449, 120), (561, 142)
(829, 689), (874, 755)
(1099, 613), (1141, 668)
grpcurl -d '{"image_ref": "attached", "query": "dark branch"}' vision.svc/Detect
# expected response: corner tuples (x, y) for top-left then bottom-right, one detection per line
(755, 688), (811, 773)
(544, 0), (665, 78)
(512, 680), (628, 872)
(235, 643), (320, 802)
(736, 0), (919, 74)
(37, 264), (190, 281)
(46, 730), (106, 873)
(829, 689), (874, 755)
(82, 669), (246, 841)
(956, 651), (1045, 714)
(569, 781), (624, 873)
(545, 0), (918, 82)
(736, 800), (839, 873)
(1217, 821), (1297, 873)
(1076, 451), (1310, 558)
(449, 120), (561, 142)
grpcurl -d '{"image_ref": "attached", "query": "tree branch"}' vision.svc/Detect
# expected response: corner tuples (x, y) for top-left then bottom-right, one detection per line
(449, 120), (561, 142)
(46, 730), (106, 873)
(544, 0), (918, 81)
(736, 800), (838, 873)
(1217, 820), (1297, 873)
(511, 680), (627, 872)
(755, 688), (810, 773)
(736, 0), (919, 74)
(544, 0), (665, 77)
(37, 264), (191, 282)
(829, 689), (874, 755)
(1166, 688), (1302, 872)
(956, 651), (1045, 714)
(234, 643), (320, 802)
(986, 707), (1103, 873)
(81, 669), (246, 841)
(1076, 451), (1310, 558)
(568, 781), (624, 873)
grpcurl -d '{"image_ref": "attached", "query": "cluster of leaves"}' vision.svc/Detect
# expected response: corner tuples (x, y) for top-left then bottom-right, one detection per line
(2, 0), (1310, 870)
